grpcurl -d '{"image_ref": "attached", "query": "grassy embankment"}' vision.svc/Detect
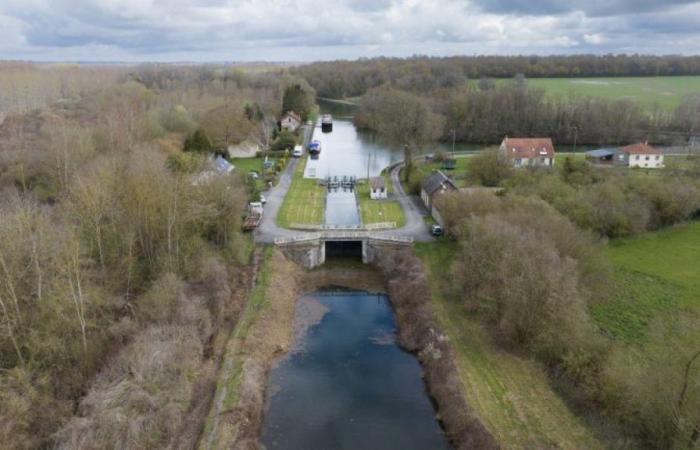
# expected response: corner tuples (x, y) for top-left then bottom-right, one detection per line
(276, 156), (326, 228)
(356, 173), (406, 227)
(473, 76), (700, 110)
(199, 247), (274, 449)
(415, 241), (607, 449)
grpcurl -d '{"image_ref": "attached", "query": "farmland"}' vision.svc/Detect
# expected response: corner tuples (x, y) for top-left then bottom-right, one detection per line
(525, 76), (700, 110)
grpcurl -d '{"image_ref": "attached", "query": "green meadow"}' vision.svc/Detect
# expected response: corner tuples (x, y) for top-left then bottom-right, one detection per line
(482, 76), (700, 110)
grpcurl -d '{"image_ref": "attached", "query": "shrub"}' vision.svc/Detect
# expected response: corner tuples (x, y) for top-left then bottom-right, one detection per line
(468, 148), (514, 187)
(270, 129), (297, 152)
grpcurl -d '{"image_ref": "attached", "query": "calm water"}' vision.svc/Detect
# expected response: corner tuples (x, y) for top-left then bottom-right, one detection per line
(262, 291), (449, 450)
(325, 190), (361, 226)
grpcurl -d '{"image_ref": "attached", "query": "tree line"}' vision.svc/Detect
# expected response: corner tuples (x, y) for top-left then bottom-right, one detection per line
(353, 81), (700, 146)
(293, 54), (700, 98)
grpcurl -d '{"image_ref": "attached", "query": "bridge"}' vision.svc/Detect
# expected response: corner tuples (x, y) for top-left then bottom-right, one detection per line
(274, 230), (413, 268)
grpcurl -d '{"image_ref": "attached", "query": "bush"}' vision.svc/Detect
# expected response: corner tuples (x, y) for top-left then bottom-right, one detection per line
(469, 148), (513, 187)
(270, 129), (297, 152)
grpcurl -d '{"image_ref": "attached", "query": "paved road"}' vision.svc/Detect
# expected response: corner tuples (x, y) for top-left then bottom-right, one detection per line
(254, 125), (432, 244)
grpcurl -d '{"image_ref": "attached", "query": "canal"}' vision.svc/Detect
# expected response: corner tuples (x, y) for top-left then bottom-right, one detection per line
(261, 290), (449, 450)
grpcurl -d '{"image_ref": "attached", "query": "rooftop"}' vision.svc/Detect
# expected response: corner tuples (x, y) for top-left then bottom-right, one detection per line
(422, 170), (458, 196)
(502, 137), (555, 159)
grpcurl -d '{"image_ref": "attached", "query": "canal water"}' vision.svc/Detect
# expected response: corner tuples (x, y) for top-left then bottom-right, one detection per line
(262, 290), (449, 450)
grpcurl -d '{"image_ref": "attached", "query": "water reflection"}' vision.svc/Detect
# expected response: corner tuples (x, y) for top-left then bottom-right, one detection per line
(262, 291), (449, 450)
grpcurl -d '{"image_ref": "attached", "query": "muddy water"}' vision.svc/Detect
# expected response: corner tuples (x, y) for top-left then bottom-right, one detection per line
(261, 290), (449, 450)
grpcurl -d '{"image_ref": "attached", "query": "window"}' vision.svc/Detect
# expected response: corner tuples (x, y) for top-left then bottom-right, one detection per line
(515, 158), (522, 166)
(645, 156), (650, 161)
(655, 155), (660, 160)
(635, 155), (640, 160)
(619, 154), (625, 160)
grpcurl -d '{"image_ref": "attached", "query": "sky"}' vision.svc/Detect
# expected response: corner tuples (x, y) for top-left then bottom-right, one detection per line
(1, 0), (699, 62)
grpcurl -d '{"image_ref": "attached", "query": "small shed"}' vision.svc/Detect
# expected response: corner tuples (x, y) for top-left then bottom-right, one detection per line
(369, 177), (387, 200)
(585, 148), (617, 164)
(441, 157), (457, 170)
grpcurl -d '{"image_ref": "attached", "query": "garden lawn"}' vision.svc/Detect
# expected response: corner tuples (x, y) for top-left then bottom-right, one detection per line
(276, 156), (326, 228)
(356, 181), (405, 227)
(415, 242), (607, 449)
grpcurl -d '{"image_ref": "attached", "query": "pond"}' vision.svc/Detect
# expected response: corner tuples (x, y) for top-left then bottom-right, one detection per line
(261, 290), (449, 450)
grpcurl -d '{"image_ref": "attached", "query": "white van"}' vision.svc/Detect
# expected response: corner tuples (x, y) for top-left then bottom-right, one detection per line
(292, 145), (303, 158)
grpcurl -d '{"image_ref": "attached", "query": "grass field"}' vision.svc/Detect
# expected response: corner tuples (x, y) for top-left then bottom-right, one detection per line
(276, 156), (326, 228)
(356, 179), (405, 227)
(415, 242), (608, 449)
(526, 76), (700, 110)
(595, 221), (700, 345)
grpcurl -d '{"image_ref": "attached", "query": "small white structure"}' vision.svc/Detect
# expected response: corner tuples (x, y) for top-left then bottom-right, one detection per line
(499, 137), (556, 168)
(280, 111), (302, 132)
(369, 177), (387, 200)
(616, 142), (664, 168)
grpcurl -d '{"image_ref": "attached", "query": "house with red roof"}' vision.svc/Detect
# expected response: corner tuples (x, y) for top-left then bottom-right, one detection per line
(499, 137), (555, 168)
(615, 142), (664, 168)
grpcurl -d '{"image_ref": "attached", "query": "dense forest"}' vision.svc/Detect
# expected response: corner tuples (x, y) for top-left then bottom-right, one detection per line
(293, 54), (700, 98)
(0, 63), (303, 448)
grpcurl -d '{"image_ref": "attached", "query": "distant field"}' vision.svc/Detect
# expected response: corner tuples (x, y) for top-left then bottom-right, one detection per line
(484, 76), (700, 110)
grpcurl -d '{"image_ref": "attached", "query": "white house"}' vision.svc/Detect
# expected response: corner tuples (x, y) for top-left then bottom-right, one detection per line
(615, 142), (664, 168)
(280, 111), (302, 132)
(499, 137), (556, 168)
(369, 177), (387, 200)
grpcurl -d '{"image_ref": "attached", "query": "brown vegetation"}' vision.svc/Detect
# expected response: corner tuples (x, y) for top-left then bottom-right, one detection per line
(375, 248), (499, 450)
(0, 64), (283, 449)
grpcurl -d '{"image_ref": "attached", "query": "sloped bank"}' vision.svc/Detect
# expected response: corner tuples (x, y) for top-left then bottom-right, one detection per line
(203, 249), (497, 449)
(374, 248), (499, 450)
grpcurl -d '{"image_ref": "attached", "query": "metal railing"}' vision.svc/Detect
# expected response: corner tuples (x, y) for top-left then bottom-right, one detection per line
(288, 222), (397, 231)
(274, 231), (413, 245)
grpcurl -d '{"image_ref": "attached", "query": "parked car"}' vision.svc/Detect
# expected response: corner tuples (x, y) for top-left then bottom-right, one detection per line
(431, 224), (443, 236)
(259, 194), (267, 204)
(248, 171), (259, 180)
(292, 145), (303, 158)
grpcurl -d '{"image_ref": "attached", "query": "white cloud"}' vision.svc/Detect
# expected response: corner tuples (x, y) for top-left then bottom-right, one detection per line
(584, 33), (606, 44)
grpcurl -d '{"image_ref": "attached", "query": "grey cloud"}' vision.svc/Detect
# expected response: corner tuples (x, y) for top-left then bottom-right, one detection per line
(472, 0), (700, 17)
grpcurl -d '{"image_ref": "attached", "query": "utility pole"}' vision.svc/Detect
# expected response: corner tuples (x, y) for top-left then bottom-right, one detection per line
(451, 128), (456, 158)
(572, 126), (579, 154)
(367, 152), (370, 182)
